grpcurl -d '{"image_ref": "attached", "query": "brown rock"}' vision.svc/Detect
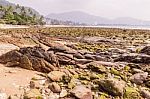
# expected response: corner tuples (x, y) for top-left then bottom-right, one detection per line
(24, 89), (42, 99)
(73, 53), (85, 59)
(48, 82), (61, 93)
(48, 71), (65, 81)
(71, 85), (92, 99)
(140, 89), (150, 99)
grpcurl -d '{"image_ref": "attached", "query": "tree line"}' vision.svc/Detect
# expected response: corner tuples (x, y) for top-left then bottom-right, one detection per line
(0, 4), (45, 25)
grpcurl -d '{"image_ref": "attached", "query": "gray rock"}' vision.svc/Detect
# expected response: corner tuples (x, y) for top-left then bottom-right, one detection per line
(129, 72), (148, 84)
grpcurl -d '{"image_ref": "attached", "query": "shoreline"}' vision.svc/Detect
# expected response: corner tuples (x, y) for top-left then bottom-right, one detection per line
(1, 24), (150, 30)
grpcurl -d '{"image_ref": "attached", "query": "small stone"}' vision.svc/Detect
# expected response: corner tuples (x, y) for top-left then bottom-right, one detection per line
(30, 81), (35, 89)
(129, 72), (148, 84)
(24, 89), (42, 99)
(48, 71), (65, 81)
(48, 82), (61, 93)
(60, 89), (68, 98)
(71, 85), (92, 99)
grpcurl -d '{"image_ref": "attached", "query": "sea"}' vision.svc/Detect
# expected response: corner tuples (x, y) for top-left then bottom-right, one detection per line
(45, 25), (150, 30)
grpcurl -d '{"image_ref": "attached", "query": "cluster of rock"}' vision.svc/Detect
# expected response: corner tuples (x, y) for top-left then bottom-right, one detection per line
(0, 44), (150, 99)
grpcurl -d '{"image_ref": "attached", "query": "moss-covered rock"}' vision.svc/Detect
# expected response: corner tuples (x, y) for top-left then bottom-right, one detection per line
(98, 78), (126, 96)
(124, 87), (140, 99)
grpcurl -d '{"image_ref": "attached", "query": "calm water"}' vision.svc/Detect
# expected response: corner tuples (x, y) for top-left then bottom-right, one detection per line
(45, 25), (150, 30)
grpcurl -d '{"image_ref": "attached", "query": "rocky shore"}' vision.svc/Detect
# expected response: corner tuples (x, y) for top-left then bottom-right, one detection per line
(0, 27), (149, 99)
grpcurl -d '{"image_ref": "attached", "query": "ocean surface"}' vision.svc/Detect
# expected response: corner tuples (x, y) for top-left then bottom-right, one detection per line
(45, 25), (150, 30)
(1, 24), (150, 30)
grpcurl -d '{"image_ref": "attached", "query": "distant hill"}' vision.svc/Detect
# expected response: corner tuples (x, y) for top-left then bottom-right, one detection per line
(46, 11), (150, 26)
(0, 0), (45, 25)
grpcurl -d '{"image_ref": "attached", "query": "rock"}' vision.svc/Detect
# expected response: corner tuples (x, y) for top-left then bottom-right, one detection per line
(48, 82), (61, 93)
(94, 55), (105, 61)
(0, 93), (7, 99)
(140, 89), (150, 99)
(108, 48), (126, 54)
(87, 62), (107, 73)
(132, 68), (144, 73)
(47, 93), (59, 99)
(0, 46), (59, 73)
(48, 45), (69, 52)
(29, 80), (42, 89)
(129, 72), (148, 84)
(0, 50), (22, 64)
(56, 52), (73, 59)
(0, 44), (19, 56)
(98, 79), (126, 96)
(114, 53), (150, 63)
(74, 59), (93, 65)
(124, 87), (140, 99)
(140, 46), (150, 55)
(71, 85), (93, 99)
(57, 54), (74, 65)
(60, 89), (68, 98)
(76, 64), (87, 69)
(84, 54), (95, 60)
(48, 71), (65, 81)
(24, 89), (42, 99)
(73, 53), (85, 59)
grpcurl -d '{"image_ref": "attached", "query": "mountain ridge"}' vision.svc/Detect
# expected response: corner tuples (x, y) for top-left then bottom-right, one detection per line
(46, 11), (150, 25)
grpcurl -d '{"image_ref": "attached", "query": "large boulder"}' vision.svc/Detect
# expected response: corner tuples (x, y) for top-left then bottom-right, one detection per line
(0, 46), (59, 73)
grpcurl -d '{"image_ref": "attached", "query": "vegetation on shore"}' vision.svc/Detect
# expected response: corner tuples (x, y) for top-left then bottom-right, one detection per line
(0, 4), (45, 25)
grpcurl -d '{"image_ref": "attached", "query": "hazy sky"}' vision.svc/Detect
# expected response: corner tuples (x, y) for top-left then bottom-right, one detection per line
(7, 0), (150, 21)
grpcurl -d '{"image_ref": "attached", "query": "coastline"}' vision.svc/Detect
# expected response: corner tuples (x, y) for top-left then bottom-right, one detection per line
(1, 24), (150, 30)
